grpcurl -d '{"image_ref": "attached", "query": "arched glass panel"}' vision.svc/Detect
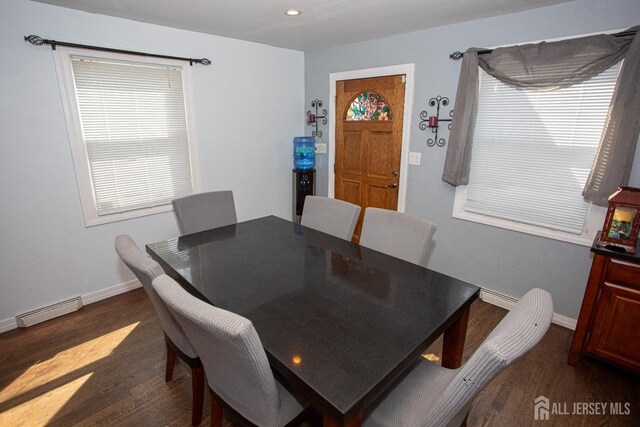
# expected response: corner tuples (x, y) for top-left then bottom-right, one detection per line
(346, 92), (391, 121)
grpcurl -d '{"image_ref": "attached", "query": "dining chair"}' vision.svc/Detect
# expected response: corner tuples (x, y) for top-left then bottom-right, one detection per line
(362, 288), (554, 427)
(172, 190), (237, 235)
(151, 274), (309, 427)
(359, 207), (437, 267)
(301, 196), (361, 240)
(114, 235), (204, 426)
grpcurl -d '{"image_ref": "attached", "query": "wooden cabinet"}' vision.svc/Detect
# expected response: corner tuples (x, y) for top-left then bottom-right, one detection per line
(568, 240), (640, 374)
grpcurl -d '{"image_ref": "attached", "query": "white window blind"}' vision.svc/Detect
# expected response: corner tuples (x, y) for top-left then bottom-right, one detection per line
(71, 55), (193, 216)
(464, 63), (621, 235)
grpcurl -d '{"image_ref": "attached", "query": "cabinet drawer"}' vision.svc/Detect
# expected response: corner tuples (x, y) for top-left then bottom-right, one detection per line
(605, 258), (640, 289)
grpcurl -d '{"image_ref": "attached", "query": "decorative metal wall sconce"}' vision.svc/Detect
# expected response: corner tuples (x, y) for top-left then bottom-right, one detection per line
(306, 99), (327, 137)
(419, 96), (453, 147)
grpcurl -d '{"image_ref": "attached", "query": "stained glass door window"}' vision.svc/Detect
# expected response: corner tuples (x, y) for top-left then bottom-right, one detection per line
(346, 92), (391, 121)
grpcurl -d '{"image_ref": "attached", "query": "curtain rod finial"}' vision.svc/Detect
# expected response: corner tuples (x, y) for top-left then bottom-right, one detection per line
(450, 51), (463, 60)
(24, 35), (44, 46)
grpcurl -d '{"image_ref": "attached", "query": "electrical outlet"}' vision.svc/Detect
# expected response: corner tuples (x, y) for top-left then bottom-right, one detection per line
(315, 143), (327, 154)
(409, 152), (422, 165)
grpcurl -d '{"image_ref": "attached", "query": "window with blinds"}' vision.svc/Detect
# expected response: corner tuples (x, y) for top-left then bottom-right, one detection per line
(454, 62), (621, 243)
(55, 48), (197, 226)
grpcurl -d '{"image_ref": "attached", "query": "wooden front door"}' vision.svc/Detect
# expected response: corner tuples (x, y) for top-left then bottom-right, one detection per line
(335, 75), (405, 241)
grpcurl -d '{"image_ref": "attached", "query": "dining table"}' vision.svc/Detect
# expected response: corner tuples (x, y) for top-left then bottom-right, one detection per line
(146, 215), (480, 426)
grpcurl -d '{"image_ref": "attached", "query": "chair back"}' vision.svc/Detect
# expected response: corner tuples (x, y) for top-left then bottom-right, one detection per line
(359, 208), (437, 267)
(429, 288), (553, 426)
(114, 235), (196, 358)
(152, 274), (285, 427)
(301, 196), (361, 240)
(172, 190), (237, 235)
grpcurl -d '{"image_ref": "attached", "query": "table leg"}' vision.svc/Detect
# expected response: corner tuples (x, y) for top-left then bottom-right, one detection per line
(441, 305), (470, 368)
(323, 413), (361, 427)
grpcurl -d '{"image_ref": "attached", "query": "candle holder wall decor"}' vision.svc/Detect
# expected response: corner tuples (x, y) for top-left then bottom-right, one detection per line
(419, 95), (453, 147)
(306, 99), (327, 138)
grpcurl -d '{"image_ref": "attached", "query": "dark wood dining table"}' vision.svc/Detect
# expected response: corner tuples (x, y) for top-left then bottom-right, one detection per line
(147, 215), (480, 427)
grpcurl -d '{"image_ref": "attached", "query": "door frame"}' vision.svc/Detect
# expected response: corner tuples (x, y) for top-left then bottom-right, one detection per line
(328, 63), (415, 213)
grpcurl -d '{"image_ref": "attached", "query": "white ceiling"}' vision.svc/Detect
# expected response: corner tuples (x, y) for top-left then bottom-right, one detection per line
(31, 0), (575, 51)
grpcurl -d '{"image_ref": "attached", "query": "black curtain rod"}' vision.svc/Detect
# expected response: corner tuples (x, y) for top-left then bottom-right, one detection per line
(24, 35), (211, 66)
(449, 28), (637, 60)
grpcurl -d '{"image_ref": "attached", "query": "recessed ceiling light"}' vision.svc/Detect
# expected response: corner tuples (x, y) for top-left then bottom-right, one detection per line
(285, 9), (301, 16)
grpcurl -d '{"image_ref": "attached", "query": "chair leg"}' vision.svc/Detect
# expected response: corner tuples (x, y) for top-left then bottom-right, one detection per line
(191, 365), (205, 426)
(210, 393), (223, 427)
(165, 342), (176, 382)
(461, 411), (469, 427)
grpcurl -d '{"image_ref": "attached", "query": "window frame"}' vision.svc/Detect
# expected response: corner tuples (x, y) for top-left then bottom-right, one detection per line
(453, 185), (607, 246)
(53, 46), (200, 227)
(452, 67), (616, 247)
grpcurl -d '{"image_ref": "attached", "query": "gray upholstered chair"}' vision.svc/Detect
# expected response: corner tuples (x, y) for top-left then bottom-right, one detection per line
(362, 288), (554, 427)
(152, 274), (308, 427)
(172, 190), (237, 235)
(359, 207), (437, 267)
(114, 235), (204, 426)
(301, 196), (361, 240)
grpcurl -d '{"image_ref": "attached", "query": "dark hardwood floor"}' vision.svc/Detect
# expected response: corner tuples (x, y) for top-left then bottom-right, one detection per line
(0, 288), (638, 426)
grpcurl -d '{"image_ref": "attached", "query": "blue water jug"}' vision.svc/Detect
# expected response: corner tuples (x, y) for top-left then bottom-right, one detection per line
(293, 136), (316, 170)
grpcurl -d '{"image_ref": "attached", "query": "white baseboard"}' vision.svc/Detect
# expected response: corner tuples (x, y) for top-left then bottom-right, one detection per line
(0, 318), (17, 334)
(551, 313), (577, 330)
(0, 279), (142, 334)
(480, 288), (577, 330)
(480, 288), (519, 309)
(81, 279), (141, 305)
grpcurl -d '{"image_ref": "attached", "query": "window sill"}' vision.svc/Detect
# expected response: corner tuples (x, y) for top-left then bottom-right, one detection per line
(83, 203), (174, 227)
(452, 186), (606, 247)
(452, 209), (596, 246)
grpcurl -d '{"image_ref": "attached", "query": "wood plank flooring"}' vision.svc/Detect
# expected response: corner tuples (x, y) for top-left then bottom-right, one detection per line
(0, 288), (638, 426)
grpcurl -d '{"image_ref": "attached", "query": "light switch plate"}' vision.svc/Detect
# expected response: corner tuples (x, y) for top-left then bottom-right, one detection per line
(409, 152), (422, 165)
(315, 143), (327, 154)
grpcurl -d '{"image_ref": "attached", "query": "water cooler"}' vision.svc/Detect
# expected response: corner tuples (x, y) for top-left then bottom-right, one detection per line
(292, 137), (316, 223)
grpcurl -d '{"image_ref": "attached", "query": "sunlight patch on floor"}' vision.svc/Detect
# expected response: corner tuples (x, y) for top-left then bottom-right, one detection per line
(422, 353), (440, 362)
(0, 322), (139, 409)
(0, 372), (93, 426)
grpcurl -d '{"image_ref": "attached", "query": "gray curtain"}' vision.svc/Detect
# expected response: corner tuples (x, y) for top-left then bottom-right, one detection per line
(442, 50), (479, 186)
(443, 27), (640, 205)
(583, 32), (640, 205)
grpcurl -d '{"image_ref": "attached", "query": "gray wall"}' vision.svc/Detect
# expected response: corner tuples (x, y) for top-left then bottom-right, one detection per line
(0, 0), (304, 324)
(305, 0), (640, 318)
(1, 0), (638, 326)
